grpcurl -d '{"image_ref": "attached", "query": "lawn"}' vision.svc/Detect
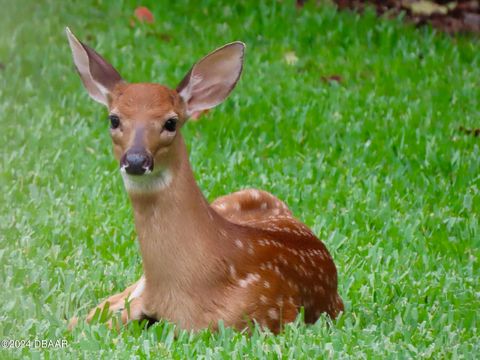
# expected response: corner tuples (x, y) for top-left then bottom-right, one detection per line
(0, 0), (479, 358)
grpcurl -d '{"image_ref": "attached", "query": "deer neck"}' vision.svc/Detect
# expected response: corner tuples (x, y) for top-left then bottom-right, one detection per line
(123, 135), (231, 290)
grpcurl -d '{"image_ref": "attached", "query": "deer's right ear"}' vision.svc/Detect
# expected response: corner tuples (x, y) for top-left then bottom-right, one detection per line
(65, 27), (122, 107)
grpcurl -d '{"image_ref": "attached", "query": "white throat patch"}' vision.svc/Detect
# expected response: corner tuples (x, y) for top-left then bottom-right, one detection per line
(121, 167), (173, 193)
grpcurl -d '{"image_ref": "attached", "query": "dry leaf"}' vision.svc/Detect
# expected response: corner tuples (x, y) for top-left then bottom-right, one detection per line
(321, 75), (343, 83)
(459, 126), (480, 137)
(284, 51), (299, 66)
(404, 1), (448, 16)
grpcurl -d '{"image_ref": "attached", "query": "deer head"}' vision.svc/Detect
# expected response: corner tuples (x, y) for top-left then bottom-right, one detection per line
(66, 28), (245, 193)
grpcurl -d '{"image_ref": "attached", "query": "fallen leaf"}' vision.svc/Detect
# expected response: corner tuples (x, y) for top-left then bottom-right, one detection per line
(284, 51), (299, 66)
(403, 1), (448, 16)
(146, 31), (173, 42)
(134, 6), (154, 23)
(459, 126), (480, 137)
(296, 0), (307, 8)
(321, 75), (343, 83)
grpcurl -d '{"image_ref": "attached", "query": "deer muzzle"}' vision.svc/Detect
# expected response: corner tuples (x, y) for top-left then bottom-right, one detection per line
(121, 148), (154, 175)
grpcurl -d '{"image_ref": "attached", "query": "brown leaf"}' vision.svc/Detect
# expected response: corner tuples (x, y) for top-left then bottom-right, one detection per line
(146, 31), (173, 42)
(296, 0), (307, 8)
(321, 75), (343, 83)
(459, 126), (480, 137)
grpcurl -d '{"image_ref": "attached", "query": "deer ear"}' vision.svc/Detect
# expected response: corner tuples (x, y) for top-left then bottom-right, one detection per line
(65, 27), (122, 106)
(176, 42), (245, 118)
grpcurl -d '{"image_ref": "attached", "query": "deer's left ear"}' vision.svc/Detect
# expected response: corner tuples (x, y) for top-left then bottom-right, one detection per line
(176, 42), (245, 118)
(65, 27), (123, 107)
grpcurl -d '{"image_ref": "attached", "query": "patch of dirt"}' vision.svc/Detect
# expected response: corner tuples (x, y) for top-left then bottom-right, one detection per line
(459, 126), (480, 137)
(332, 0), (480, 34)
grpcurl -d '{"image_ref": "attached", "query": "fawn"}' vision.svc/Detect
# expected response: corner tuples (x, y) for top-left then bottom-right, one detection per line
(66, 28), (344, 333)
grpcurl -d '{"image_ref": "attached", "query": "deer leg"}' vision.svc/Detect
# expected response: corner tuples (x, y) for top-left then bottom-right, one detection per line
(68, 276), (145, 329)
(104, 297), (145, 329)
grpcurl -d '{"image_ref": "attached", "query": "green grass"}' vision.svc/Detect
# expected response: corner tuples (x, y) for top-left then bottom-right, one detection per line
(1, 0), (479, 358)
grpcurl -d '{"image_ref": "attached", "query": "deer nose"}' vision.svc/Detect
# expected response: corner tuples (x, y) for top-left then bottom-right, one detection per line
(121, 150), (153, 175)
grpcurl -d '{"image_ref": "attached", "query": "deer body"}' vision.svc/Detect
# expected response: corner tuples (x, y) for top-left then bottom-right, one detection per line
(66, 29), (343, 333)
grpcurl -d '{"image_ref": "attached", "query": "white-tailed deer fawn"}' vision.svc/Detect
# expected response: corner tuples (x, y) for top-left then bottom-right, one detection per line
(66, 28), (343, 333)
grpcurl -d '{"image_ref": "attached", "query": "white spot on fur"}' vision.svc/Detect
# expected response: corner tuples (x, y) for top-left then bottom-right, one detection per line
(217, 203), (227, 210)
(219, 229), (228, 237)
(235, 239), (244, 249)
(229, 265), (236, 278)
(260, 295), (268, 304)
(238, 273), (260, 288)
(279, 255), (288, 266)
(233, 202), (241, 211)
(268, 308), (278, 320)
(250, 190), (261, 200)
(263, 280), (270, 289)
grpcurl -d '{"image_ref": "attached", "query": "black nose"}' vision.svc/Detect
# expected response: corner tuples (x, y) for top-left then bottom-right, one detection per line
(121, 150), (153, 175)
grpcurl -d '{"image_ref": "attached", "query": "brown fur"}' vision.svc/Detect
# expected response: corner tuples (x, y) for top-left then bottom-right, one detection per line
(84, 84), (344, 331)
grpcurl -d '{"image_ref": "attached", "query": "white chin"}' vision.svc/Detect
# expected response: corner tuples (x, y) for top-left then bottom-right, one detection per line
(121, 168), (173, 193)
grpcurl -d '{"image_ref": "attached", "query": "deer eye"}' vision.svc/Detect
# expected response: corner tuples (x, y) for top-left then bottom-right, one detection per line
(109, 114), (120, 129)
(164, 118), (177, 132)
